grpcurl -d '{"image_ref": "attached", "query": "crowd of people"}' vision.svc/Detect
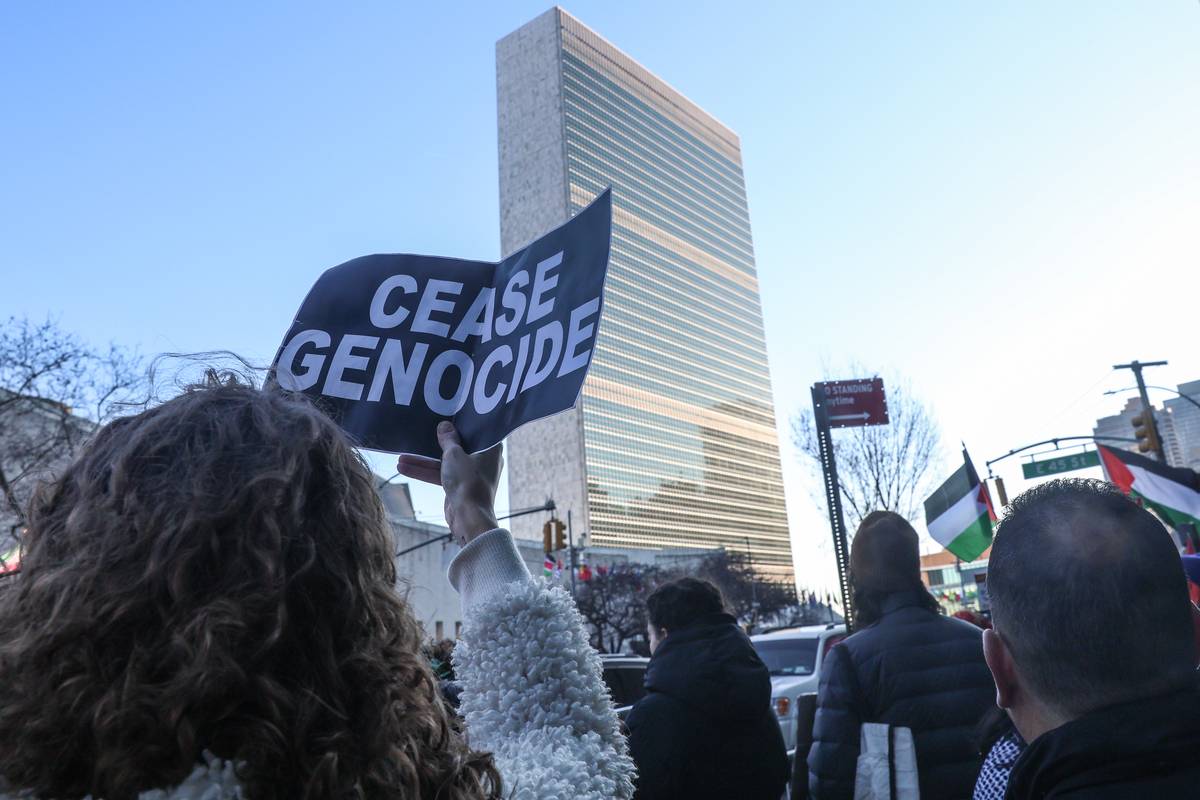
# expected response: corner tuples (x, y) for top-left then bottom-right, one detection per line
(804, 483), (1200, 799)
(0, 378), (1197, 799)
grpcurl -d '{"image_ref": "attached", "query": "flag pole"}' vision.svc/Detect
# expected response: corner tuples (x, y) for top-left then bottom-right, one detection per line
(567, 509), (577, 598)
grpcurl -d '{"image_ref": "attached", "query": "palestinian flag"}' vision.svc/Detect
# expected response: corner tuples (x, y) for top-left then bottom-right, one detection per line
(1098, 445), (1200, 529)
(924, 449), (995, 562)
(0, 543), (19, 575)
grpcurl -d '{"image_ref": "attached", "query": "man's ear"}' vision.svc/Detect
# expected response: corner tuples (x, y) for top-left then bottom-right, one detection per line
(983, 628), (1018, 710)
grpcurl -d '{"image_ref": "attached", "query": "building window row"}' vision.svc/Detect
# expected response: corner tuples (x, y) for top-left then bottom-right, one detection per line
(560, 52), (746, 187)
(561, 103), (753, 239)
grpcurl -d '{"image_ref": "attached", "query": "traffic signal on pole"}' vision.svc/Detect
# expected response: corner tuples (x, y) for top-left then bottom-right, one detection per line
(1131, 410), (1160, 455)
(993, 476), (1009, 507)
(543, 519), (568, 552)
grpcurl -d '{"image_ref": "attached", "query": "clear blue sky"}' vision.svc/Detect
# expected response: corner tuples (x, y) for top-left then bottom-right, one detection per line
(3, 2), (1198, 590)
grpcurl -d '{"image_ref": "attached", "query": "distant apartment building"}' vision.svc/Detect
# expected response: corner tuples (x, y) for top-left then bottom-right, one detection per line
(1164, 379), (1200, 471)
(1093, 396), (1183, 467)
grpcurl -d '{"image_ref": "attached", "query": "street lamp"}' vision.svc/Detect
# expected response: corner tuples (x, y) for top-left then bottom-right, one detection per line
(394, 500), (556, 558)
(1104, 386), (1200, 412)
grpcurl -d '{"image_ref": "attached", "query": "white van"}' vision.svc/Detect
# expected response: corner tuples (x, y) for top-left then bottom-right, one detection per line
(751, 624), (847, 751)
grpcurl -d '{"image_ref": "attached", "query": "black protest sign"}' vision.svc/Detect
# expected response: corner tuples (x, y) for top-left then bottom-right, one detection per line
(273, 189), (612, 458)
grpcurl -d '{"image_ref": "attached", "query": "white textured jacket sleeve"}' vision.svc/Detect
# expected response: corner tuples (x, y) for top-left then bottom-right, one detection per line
(448, 529), (635, 800)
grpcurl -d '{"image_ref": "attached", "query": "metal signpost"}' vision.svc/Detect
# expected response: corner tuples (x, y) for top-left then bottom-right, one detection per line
(811, 378), (889, 633)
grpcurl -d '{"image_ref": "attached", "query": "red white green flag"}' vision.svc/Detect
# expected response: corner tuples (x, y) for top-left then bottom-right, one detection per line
(1098, 445), (1200, 529)
(542, 553), (555, 577)
(0, 543), (19, 575)
(924, 448), (995, 562)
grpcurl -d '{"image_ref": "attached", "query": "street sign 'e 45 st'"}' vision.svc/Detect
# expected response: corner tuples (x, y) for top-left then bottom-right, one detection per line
(1021, 450), (1100, 479)
(817, 378), (889, 428)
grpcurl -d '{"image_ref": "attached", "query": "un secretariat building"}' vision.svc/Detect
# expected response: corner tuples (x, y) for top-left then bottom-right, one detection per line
(497, 8), (793, 581)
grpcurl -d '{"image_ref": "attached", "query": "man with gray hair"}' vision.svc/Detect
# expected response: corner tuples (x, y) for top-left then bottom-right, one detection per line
(984, 478), (1200, 798)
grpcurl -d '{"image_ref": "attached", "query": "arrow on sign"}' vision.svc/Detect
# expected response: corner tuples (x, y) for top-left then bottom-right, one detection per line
(830, 413), (871, 422)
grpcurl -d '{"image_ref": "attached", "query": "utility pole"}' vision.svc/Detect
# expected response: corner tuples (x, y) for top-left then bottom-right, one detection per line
(743, 536), (758, 628)
(1114, 360), (1168, 461)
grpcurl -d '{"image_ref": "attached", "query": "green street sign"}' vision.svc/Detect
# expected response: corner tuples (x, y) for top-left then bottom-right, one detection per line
(1022, 450), (1101, 479)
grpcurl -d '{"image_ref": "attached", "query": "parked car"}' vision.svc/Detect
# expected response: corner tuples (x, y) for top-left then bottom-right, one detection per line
(751, 624), (847, 751)
(599, 653), (649, 720)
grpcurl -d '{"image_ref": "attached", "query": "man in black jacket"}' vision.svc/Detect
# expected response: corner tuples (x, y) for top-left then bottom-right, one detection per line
(808, 511), (994, 800)
(626, 577), (789, 800)
(984, 479), (1200, 798)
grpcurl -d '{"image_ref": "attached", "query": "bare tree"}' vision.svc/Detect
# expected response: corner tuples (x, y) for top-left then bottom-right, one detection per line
(0, 317), (143, 544)
(792, 372), (942, 528)
(574, 564), (661, 653)
(693, 550), (796, 629)
(573, 549), (806, 649)
(767, 590), (843, 629)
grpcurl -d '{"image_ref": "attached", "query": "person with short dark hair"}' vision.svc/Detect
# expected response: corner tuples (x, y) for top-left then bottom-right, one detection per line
(626, 577), (789, 800)
(427, 638), (463, 710)
(808, 511), (994, 800)
(983, 478), (1200, 798)
(644, 575), (725, 633)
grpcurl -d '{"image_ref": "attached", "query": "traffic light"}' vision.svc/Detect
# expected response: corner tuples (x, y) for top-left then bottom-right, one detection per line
(542, 519), (568, 552)
(993, 476), (1009, 507)
(1131, 410), (1161, 456)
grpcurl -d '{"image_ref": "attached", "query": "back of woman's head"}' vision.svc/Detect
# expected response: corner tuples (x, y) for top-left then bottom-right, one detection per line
(850, 510), (939, 627)
(646, 577), (727, 632)
(0, 380), (498, 799)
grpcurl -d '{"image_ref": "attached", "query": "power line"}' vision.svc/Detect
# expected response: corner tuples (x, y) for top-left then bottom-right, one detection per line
(1045, 369), (1119, 425)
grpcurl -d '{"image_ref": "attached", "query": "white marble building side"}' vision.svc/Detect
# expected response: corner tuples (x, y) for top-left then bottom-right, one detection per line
(496, 8), (591, 544)
(391, 512), (464, 641)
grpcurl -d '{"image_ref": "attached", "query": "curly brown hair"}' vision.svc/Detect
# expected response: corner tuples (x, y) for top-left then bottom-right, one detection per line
(0, 380), (501, 799)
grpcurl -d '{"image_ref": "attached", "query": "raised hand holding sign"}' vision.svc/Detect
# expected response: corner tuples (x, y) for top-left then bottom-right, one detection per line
(396, 421), (501, 546)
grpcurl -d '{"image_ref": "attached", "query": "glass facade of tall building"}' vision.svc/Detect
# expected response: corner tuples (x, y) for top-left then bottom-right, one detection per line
(497, 9), (793, 579)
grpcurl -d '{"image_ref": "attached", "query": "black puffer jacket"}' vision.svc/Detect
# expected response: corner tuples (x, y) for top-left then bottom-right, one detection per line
(807, 590), (994, 800)
(626, 612), (789, 800)
(1005, 687), (1200, 798)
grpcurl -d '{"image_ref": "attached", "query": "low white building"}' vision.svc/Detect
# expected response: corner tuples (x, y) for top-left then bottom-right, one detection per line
(381, 482), (466, 641)
(0, 389), (94, 559)
(515, 537), (715, 579)
(382, 479), (720, 641)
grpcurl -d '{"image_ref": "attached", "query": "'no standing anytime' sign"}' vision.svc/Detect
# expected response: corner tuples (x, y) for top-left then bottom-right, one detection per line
(816, 378), (889, 428)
